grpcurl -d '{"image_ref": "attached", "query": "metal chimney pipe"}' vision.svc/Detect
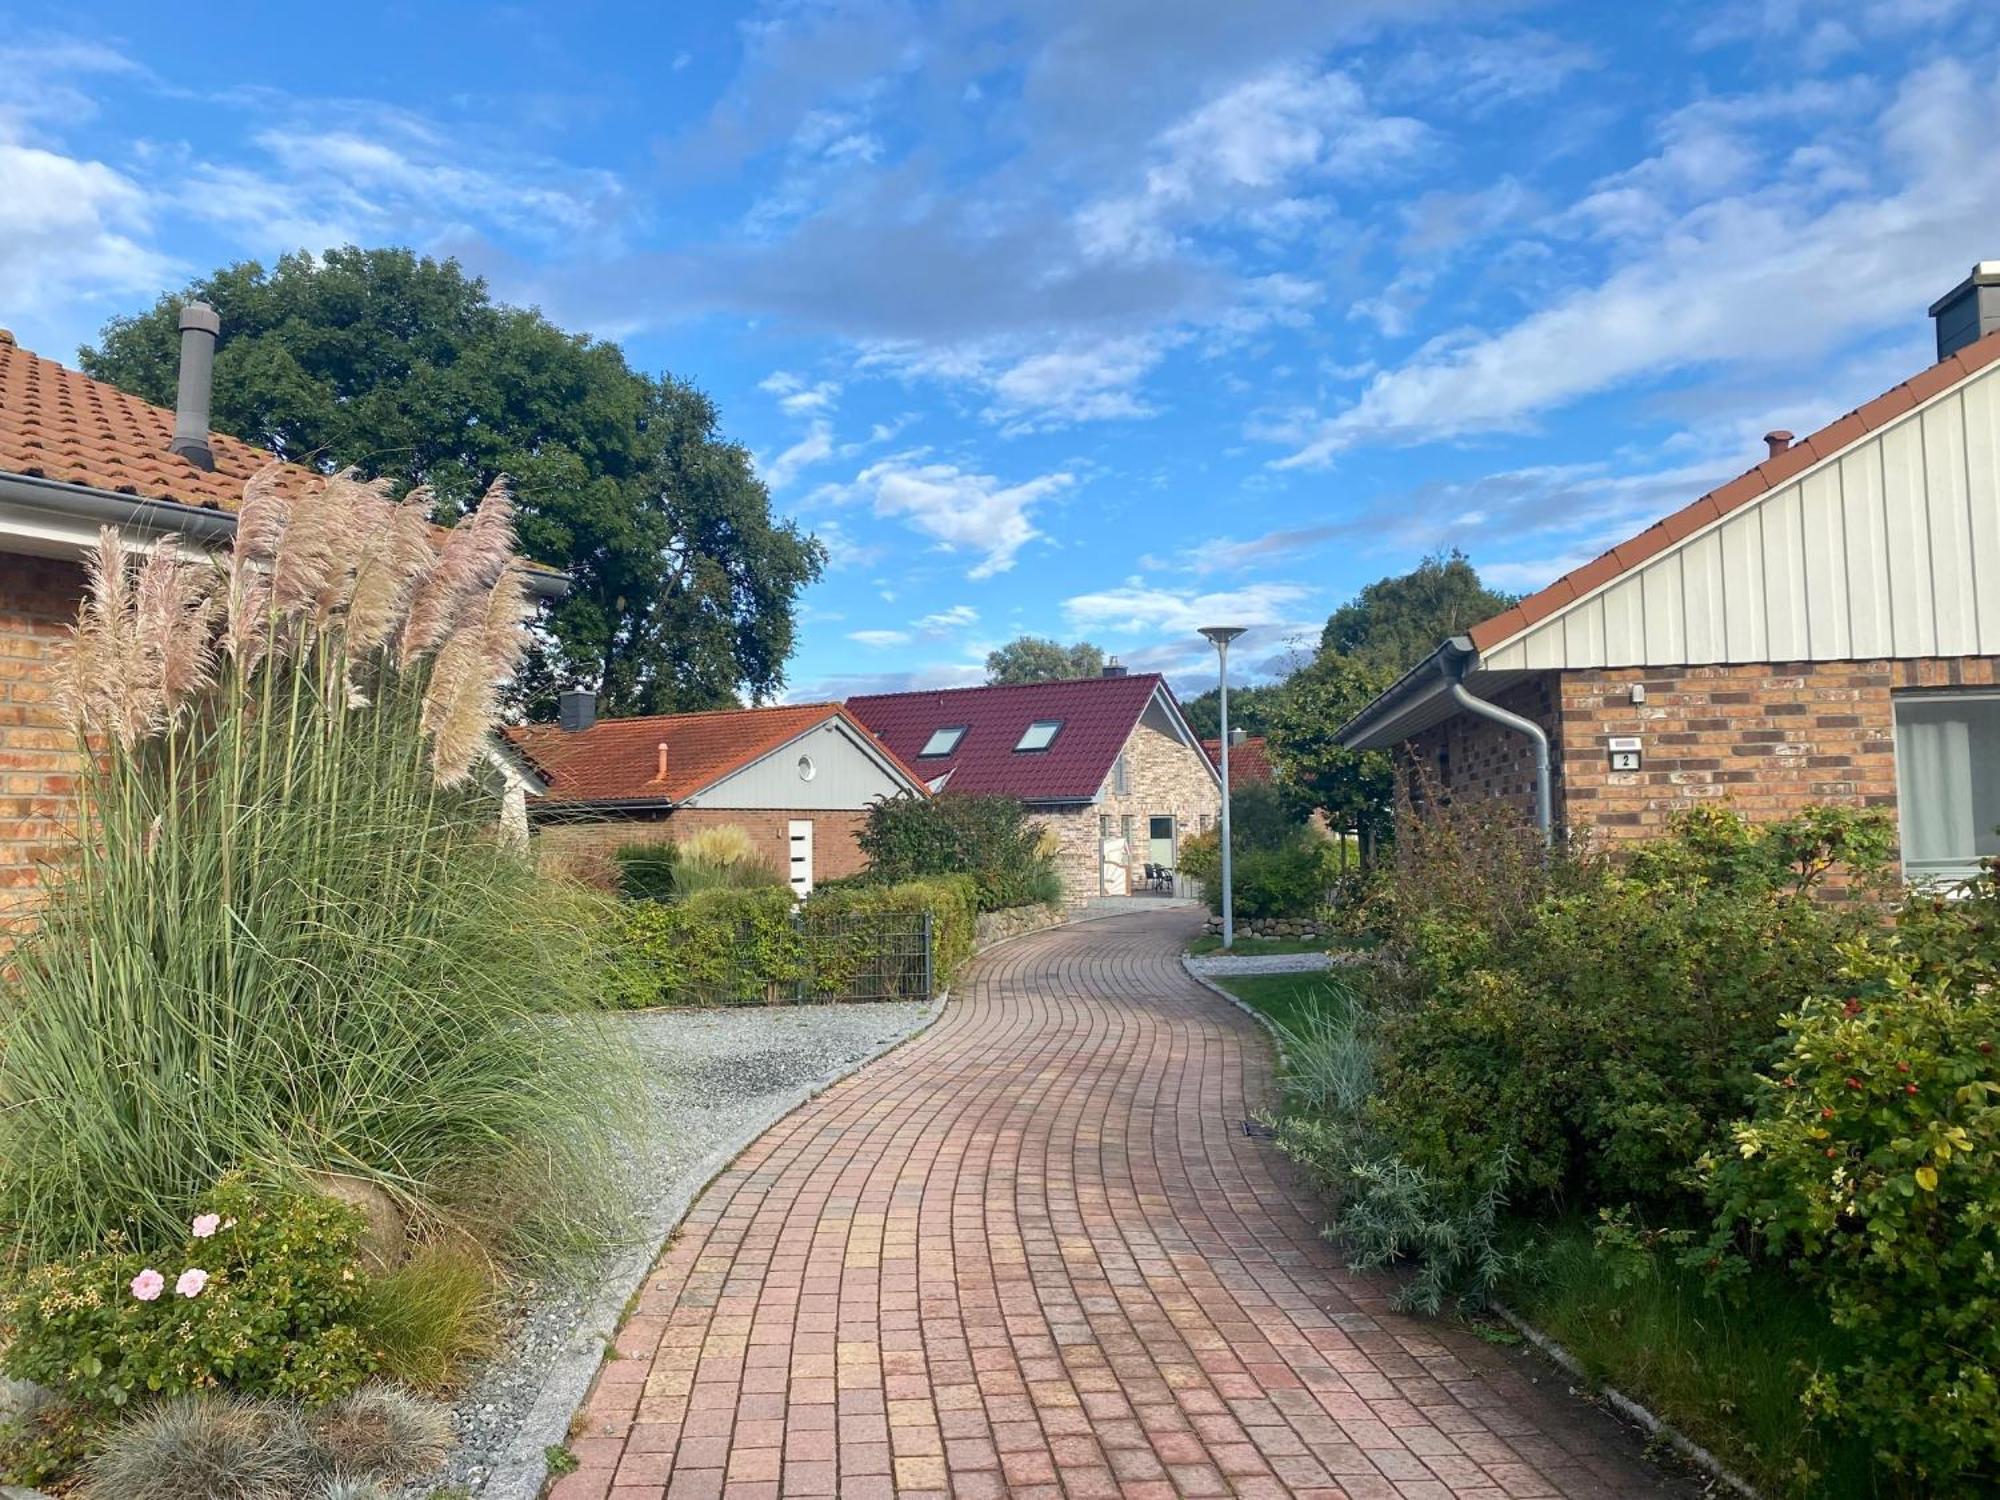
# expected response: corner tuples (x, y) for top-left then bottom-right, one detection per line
(169, 302), (220, 471)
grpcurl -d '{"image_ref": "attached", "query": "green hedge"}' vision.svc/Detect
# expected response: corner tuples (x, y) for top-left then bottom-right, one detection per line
(607, 875), (979, 1008)
(854, 794), (1061, 912)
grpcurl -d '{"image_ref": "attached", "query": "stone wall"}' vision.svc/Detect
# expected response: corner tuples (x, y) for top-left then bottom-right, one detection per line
(0, 553), (84, 935)
(1201, 913), (1332, 941)
(973, 902), (1067, 949)
(532, 807), (871, 890)
(1039, 715), (1222, 905)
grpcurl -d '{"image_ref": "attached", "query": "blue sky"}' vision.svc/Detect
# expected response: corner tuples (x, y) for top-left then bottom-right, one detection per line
(4, 1), (1999, 700)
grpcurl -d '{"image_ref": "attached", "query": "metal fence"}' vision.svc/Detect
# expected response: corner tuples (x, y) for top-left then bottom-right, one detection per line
(796, 908), (933, 1004)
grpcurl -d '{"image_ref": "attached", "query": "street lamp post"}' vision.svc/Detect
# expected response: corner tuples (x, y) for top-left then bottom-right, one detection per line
(1199, 625), (1247, 951)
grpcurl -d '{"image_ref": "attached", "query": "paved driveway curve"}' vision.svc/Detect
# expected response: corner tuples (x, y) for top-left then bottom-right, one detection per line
(557, 910), (1677, 1500)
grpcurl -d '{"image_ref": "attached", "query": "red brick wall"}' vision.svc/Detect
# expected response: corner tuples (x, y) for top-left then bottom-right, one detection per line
(531, 807), (871, 890)
(0, 553), (84, 933)
(1403, 675), (1564, 829)
(1559, 659), (1999, 855)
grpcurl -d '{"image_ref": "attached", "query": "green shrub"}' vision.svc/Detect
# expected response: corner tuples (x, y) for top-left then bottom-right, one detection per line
(0, 482), (633, 1266)
(855, 794), (1061, 912)
(1, 1178), (379, 1413)
(1706, 881), (2000, 1485)
(805, 875), (978, 993)
(1212, 834), (1337, 918)
(306, 1385), (453, 1480)
(671, 825), (786, 895)
(1177, 827), (1219, 888)
(613, 841), (680, 902)
(610, 886), (805, 1006)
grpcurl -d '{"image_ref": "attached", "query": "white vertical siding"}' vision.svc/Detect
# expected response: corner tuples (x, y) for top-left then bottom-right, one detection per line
(683, 722), (914, 809)
(1479, 361), (2000, 670)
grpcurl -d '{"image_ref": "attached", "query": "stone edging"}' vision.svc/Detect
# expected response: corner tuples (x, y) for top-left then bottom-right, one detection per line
(1175, 956), (1764, 1500)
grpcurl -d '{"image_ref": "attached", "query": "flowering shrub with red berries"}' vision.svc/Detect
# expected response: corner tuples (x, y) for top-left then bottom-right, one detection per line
(1707, 873), (2000, 1484)
(0, 1176), (379, 1425)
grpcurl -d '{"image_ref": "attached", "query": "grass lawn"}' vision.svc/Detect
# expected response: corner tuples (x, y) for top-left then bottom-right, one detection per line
(1502, 1218), (1880, 1497)
(1185, 934), (1327, 957)
(1209, 970), (1356, 1034)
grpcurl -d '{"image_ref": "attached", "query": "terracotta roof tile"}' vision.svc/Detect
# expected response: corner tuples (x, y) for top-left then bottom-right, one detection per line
(506, 703), (917, 806)
(1201, 735), (1273, 790)
(1463, 328), (2000, 657)
(0, 335), (317, 510)
(848, 674), (1183, 803)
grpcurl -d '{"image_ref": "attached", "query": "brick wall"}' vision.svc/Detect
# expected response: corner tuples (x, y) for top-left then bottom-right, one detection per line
(0, 553), (84, 934)
(1559, 659), (2000, 853)
(1403, 676), (1563, 829)
(530, 806), (871, 890)
(1040, 716), (1222, 904)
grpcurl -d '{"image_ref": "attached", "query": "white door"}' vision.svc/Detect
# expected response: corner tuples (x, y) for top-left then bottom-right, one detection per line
(1098, 815), (1127, 894)
(788, 819), (814, 897)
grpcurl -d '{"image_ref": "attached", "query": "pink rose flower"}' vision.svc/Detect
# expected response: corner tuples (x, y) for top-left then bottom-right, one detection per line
(175, 1268), (209, 1298)
(130, 1269), (165, 1302)
(191, 1213), (221, 1239)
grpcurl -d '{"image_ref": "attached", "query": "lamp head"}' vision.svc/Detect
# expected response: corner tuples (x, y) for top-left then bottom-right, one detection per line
(1198, 625), (1247, 648)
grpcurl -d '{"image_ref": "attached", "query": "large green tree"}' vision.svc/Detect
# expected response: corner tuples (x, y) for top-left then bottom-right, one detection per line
(82, 247), (823, 718)
(984, 636), (1106, 684)
(1320, 548), (1515, 679)
(1178, 682), (1285, 741)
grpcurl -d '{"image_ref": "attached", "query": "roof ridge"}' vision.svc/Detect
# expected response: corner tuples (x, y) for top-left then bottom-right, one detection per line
(1465, 327), (2000, 653)
(848, 672), (1161, 703)
(517, 702), (836, 734)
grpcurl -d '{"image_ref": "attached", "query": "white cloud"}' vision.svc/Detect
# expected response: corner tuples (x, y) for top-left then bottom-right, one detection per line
(915, 605), (979, 635)
(830, 457), (1073, 577)
(1063, 577), (1314, 637)
(1276, 57), (2000, 466)
(848, 628), (913, 648)
(758, 370), (841, 415)
(0, 135), (172, 336)
(762, 419), (835, 491)
(1076, 64), (1427, 262)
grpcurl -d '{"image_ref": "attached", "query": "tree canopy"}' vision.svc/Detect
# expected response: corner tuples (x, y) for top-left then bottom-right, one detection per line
(1178, 682), (1285, 741)
(984, 636), (1106, 684)
(82, 247), (823, 719)
(1319, 549), (1515, 679)
(1266, 550), (1515, 851)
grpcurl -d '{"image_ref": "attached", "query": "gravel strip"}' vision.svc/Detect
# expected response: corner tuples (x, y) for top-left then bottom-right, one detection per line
(1183, 951), (1337, 976)
(421, 1000), (935, 1500)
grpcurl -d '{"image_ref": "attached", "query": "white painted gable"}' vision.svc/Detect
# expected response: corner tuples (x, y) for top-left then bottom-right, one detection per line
(679, 717), (917, 810)
(1481, 357), (2000, 671)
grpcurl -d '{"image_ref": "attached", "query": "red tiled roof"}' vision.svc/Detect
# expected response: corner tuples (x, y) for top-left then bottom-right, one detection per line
(1466, 328), (2000, 653)
(1202, 735), (1272, 790)
(848, 674), (1186, 803)
(505, 702), (919, 805)
(0, 331), (318, 510)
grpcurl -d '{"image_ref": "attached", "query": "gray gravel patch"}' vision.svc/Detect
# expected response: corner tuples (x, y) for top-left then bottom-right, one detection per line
(1183, 951), (1337, 976)
(422, 1000), (935, 1500)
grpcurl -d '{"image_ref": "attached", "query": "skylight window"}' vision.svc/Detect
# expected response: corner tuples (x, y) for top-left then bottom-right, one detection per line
(919, 725), (967, 757)
(1015, 719), (1063, 752)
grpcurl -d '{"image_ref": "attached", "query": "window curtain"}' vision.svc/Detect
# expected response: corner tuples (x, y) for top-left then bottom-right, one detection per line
(1898, 713), (1974, 870)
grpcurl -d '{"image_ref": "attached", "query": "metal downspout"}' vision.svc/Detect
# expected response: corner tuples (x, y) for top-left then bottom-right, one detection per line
(1440, 649), (1552, 844)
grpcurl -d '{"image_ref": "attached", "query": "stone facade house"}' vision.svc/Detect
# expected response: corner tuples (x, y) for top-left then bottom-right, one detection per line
(507, 696), (928, 895)
(848, 671), (1222, 904)
(0, 312), (556, 932)
(1337, 263), (2000, 884)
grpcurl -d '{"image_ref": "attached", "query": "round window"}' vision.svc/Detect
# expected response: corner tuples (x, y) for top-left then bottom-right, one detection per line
(797, 754), (817, 782)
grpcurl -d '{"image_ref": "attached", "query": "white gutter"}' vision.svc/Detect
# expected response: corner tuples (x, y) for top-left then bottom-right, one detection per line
(1438, 642), (1551, 844)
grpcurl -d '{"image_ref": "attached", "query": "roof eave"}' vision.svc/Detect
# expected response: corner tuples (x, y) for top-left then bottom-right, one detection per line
(1334, 637), (1474, 751)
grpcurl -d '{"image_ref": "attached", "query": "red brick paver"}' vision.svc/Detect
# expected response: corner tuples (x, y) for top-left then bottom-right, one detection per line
(561, 911), (1680, 1499)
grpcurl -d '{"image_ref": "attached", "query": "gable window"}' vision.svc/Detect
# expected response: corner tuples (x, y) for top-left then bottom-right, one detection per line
(1894, 692), (2000, 882)
(1015, 719), (1063, 752)
(1112, 753), (1131, 794)
(919, 726), (967, 757)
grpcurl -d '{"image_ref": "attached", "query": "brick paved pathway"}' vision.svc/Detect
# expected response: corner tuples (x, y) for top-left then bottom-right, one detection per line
(557, 911), (1678, 1499)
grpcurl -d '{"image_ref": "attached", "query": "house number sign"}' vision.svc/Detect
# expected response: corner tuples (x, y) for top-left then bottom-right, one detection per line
(1607, 736), (1642, 772)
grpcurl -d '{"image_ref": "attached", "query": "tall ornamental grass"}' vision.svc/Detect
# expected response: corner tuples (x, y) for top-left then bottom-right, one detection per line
(0, 467), (631, 1264)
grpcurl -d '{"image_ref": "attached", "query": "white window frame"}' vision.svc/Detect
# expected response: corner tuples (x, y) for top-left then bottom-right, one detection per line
(1892, 689), (2000, 884)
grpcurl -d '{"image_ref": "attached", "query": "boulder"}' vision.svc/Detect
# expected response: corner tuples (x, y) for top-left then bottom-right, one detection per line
(302, 1170), (406, 1272)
